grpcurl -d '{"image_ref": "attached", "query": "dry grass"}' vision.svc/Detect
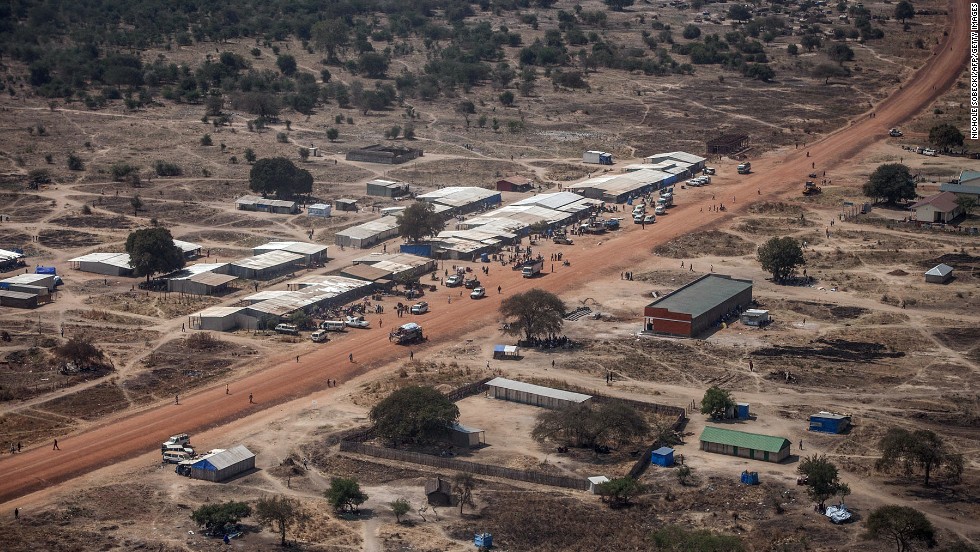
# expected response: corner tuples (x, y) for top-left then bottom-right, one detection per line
(653, 230), (755, 258)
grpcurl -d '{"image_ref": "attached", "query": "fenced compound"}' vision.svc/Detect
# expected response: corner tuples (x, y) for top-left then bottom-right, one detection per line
(338, 378), (685, 489)
(339, 441), (589, 490)
(706, 133), (749, 155)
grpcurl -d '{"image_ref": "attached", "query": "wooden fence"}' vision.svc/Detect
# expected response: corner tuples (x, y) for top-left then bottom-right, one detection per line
(339, 441), (589, 490)
(444, 376), (494, 402)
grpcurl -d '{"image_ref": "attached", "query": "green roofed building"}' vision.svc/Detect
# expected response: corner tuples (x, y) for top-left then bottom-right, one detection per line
(699, 426), (792, 463)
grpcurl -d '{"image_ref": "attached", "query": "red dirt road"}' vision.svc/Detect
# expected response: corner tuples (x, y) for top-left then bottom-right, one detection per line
(0, 0), (968, 506)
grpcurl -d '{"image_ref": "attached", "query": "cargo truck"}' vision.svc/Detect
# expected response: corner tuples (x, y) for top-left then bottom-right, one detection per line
(389, 322), (425, 344)
(521, 259), (543, 278)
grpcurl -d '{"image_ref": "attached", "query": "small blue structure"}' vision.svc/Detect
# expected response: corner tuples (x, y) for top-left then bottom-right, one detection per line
(480, 252), (490, 263)
(400, 243), (433, 257)
(650, 446), (675, 467)
(737, 403), (750, 419)
(740, 471), (760, 485)
(474, 533), (493, 548)
(35, 266), (57, 275)
(809, 412), (851, 434)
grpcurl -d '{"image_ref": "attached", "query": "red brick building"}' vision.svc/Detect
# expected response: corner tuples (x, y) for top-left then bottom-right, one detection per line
(643, 274), (753, 337)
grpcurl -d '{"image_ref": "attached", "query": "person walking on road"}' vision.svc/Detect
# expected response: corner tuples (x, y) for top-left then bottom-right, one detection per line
(175, 394), (179, 405)
(53, 439), (59, 450)
(249, 393), (254, 404)
(349, 353), (354, 363)
(497, 285), (502, 294)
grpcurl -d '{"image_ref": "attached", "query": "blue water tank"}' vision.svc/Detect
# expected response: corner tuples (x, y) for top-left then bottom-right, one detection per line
(474, 533), (493, 547)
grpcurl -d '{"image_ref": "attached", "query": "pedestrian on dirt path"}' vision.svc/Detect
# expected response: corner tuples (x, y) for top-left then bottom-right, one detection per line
(296, 355), (299, 363)
(410, 350), (414, 360)
(749, 360), (754, 372)
(249, 393), (254, 404)
(806, 151), (810, 157)
(349, 353), (354, 363)
(53, 439), (59, 450)
(799, 440), (804, 450)
(175, 394), (179, 405)
(497, 285), (502, 294)
(17, 442), (21, 452)
(552, 359), (555, 368)
(14, 508), (18, 519)
(226, 384), (229, 395)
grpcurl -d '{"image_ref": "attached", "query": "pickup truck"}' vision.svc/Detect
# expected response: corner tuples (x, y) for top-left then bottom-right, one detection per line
(521, 259), (543, 278)
(345, 316), (370, 329)
(445, 274), (463, 287)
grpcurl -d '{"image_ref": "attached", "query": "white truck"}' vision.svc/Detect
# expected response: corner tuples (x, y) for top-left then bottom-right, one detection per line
(521, 259), (544, 278)
(389, 322), (425, 345)
(737, 162), (751, 174)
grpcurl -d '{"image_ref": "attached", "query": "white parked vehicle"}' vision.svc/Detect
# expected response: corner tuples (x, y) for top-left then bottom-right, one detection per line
(311, 329), (329, 343)
(922, 148), (937, 156)
(274, 323), (299, 335)
(162, 450), (191, 464)
(410, 301), (429, 314)
(704, 167), (716, 175)
(655, 204), (667, 215)
(633, 214), (645, 224)
(319, 320), (347, 332)
(345, 315), (370, 329)
(643, 214), (656, 224)
(446, 274), (463, 287)
(470, 287), (486, 299)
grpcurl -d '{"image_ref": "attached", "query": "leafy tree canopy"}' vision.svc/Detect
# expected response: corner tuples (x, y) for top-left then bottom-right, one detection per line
(397, 201), (443, 243)
(876, 427), (961, 487)
(727, 4), (753, 22)
(532, 402), (649, 449)
(894, 1), (915, 23)
(125, 227), (185, 282)
(863, 163), (915, 204)
(325, 477), (369, 513)
(797, 455), (850, 508)
(255, 495), (307, 547)
(55, 335), (107, 371)
(596, 477), (645, 507)
(499, 288), (566, 342)
(757, 236), (805, 283)
(866, 505), (935, 552)
(249, 157), (313, 199)
(191, 501), (251, 535)
(369, 386), (460, 445)
(929, 123), (964, 151)
(700, 386), (736, 419)
(650, 525), (746, 552)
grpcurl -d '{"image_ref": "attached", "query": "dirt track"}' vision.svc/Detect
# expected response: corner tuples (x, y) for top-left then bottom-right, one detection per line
(0, 0), (969, 506)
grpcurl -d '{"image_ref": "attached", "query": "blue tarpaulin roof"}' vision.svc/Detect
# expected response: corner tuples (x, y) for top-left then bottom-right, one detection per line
(652, 447), (674, 456)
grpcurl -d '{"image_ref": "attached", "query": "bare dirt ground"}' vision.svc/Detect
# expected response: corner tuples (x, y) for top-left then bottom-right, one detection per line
(0, 0), (977, 550)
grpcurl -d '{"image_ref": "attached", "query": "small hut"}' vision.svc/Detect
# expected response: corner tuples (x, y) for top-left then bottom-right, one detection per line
(425, 477), (452, 506)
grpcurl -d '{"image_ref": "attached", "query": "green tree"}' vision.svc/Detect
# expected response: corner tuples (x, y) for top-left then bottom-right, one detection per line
(396, 201), (443, 243)
(866, 505), (935, 552)
(200, 133), (213, 146)
(244, 148), (256, 164)
(191, 501), (251, 535)
(499, 288), (566, 342)
(787, 43), (799, 56)
(812, 62), (850, 84)
(700, 386), (736, 419)
(390, 498), (410, 523)
(499, 90), (515, 106)
(682, 25), (702, 40)
(55, 335), (107, 371)
(255, 495), (307, 546)
(389, 125), (401, 139)
(596, 477), (644, 508)
(249, 157), (313, 198)
(125, 227), (185, 283)
(827, 43), (854, 66)
(311, 20), (350, 62)
(276, 54), (297, 76)
(603, 0), (634, 11)
(650, 525), (746, 551)
(876, 427), (952, 487)
(727, 4), (753, 22)
(453, 473), (476, 515)
(676, 465), (694, 486)
(205, 94), (224, 117)
(325, 477), (369, 513)
(369, 386), (460, 445)
(928, 123), (964, 151)
(797, 455), (850, 508)
(863, 163), (915, 204)
(532, 402), (649, 449)
(28, 169), (51, 189)
(956, 196), (977, 217)
(130, 194), (143, 216)
(801, 34), (822, 52)
(757, 236), (805, 283)
(358, 53), (390, 78)
(326, 128), (339, 141)
(67, 152), (84, 171)
(298, 147), (310, 161)
(894, 1), (915, 24)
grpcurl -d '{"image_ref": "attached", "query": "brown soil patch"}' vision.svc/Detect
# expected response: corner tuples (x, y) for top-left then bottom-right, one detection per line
(542, 163), (593, 182)
(39, 382), (130, 421)
(47, 213), (133, 230)
(653, 230), (754, 258)
(0, 409), (76, 448)
(888, 269), (909, 276)
(762, 299), (869, 321)
(387, 158), (523, 188)
(84, 291), (223, 319)
(735, 216), (814, 235)
(64, 309), (149, 327)
(0, 193), (55, 221)
(37, 229), (107, 248)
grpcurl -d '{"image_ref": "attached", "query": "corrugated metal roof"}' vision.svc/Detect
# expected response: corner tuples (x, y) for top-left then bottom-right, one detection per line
(192, 444), (254, 470)
(646, 151), (706, 165)
(352, 253), (431, 268)
(811, 411), (849, 420)
(230, 251), (304, 270)
(1, 273), (53, 285)
(341, 264), (392, 281)
(0, 290), (36, 300)
(236, 195), (296, 208)
(451, 422), (484, 434)
(336, 218), (399, 240)
(172, 239), (202, 254)
(486, 377), (592, 403)
(0, 248), (24, 261)
(911, 191), (960, 212)
(68, 252), (132, 268)
(189, 272), (237, 286)
(925, 263), (953, 276)
(194, 306), (245, 318)
(167, 263), (228, 279)
(417, 187), (499, 208)
(699, 426), (790, 453)
(940, 182), (980, 196)
(368, 178), (407, 189)
(647, 274), (753, 318)
(511, 191), (586, 210)
(254, 241), (327, 256)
